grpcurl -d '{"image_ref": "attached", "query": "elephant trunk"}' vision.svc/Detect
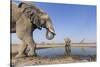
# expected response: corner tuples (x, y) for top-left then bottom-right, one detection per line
(40, 13), (56, 40)
(45, 19), (56, 40)
(46, 30), (55, 40)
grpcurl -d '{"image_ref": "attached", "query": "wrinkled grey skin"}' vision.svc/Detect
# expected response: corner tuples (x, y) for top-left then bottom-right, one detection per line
(11, 2), (56, 58)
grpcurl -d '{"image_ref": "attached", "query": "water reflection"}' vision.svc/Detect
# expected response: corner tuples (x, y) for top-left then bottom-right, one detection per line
(36, 47), (96, 57)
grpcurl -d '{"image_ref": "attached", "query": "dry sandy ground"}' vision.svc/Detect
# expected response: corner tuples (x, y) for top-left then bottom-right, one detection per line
(11, 55), (96, 67)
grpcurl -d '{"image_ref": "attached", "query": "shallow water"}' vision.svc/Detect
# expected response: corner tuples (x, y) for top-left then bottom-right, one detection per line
(36, 47), (96, 57)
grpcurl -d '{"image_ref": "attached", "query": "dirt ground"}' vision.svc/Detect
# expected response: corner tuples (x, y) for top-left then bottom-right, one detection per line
(11, 55), (96, 67)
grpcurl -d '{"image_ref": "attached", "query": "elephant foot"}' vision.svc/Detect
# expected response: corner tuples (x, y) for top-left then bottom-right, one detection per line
(15, 53), (26, 58)
(27, 51), (37, 57)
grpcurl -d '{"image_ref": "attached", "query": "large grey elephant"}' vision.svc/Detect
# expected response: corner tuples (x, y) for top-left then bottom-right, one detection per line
(11, 2), (56, 58)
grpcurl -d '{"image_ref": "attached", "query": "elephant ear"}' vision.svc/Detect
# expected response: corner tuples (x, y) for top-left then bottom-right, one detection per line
(31, 14), (42, 30)
(18, 2), (42, 30)
(18, 2), (28, 8)
(18, 2), (31, 13)
(18, 2), (23, 8)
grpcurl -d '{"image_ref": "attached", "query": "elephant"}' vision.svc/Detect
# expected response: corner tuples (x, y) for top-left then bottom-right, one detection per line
(64, 38), (71, 56)
(11, 2), (56, 58)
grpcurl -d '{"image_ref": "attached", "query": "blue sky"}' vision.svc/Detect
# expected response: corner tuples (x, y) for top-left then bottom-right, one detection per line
(11, 2), (96, 43)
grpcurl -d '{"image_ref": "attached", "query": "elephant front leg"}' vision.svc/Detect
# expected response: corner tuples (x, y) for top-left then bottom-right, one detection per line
(15, 41), (27, 58)
(24, 36), (37, 57)
(28, 43), (37, 57)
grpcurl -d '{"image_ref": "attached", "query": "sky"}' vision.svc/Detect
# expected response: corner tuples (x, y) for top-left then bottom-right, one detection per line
(11, 1), (96, 43)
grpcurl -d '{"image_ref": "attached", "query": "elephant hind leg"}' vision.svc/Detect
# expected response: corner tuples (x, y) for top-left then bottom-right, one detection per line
(15, 41), (27, 58)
